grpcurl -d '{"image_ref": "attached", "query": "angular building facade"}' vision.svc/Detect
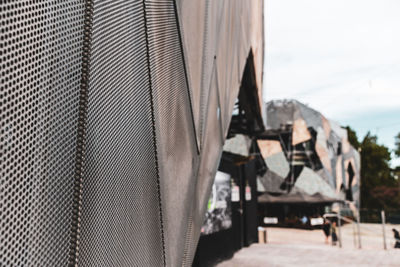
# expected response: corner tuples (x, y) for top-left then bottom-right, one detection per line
(257, 100), (360, 210)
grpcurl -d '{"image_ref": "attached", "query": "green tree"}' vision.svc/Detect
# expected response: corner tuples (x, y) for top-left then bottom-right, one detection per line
(360, 132), (399, 210)
(345, 126), (360, 149)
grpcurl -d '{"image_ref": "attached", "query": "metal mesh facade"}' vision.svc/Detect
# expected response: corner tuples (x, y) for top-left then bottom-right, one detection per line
(1, 0), (264, 266)
(146, 1), (200, 266)
(77, 1), (164, 266)
(0, 1), (85, 266)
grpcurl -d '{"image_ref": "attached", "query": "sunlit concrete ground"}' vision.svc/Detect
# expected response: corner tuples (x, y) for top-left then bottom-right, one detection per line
(218, 223), (400, 267)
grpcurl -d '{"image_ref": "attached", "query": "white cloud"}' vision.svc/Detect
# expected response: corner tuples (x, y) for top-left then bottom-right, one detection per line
(264, 0), (400, 121)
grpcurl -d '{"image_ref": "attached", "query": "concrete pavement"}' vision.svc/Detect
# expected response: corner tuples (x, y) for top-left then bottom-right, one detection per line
(218, 224), (400, 266)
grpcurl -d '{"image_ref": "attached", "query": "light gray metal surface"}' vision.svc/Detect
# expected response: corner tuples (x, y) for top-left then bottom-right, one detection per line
(0, 1), (85, 266)
(78, 1), (164, 266)
(0, 0), (264, 266)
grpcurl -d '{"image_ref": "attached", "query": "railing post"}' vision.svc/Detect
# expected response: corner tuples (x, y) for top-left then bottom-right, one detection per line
(381, 210), (387, 250)
(356, 209), (362, 249)
(352, 221), (357, 248)
(338, 206), (342, 248)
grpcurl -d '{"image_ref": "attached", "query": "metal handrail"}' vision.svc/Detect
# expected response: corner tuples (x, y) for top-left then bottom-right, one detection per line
(323, 210), (390, 250)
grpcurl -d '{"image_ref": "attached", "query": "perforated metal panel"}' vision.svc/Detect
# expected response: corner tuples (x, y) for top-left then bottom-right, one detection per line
(145, 1), (200, 266)
(77, 1), (164, 266)
(0, 1), (85, 266)
(1, 1), (264, 266)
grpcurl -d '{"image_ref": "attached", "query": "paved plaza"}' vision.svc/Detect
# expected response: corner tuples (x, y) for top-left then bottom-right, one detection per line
(218, 224), (400, 266)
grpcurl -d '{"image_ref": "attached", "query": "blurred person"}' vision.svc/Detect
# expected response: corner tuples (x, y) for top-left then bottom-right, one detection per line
(301, 215), (308, 225)
(392, 229), (400, 248)
(331, 221), (338, 246)
(322, 219), (330, 244)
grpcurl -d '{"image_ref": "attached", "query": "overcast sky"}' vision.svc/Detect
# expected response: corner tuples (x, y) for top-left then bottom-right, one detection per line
(263, 0), (400, 165)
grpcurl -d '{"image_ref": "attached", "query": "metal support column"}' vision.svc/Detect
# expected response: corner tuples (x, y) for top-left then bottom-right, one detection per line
(381, 210), (387, 250)
(356, 209), (362, 249)
(338, 206), (342, 248)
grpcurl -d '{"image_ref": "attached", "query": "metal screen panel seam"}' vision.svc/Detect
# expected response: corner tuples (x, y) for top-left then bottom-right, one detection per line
(69, 1), (94, 266)
(142, 0), (167, 265)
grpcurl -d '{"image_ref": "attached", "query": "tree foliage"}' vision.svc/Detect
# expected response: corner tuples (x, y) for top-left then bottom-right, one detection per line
(359, 132), (399, 210)
(345, 126), (360, 150)
(344, 127), (400, 210)
(395, 132), (400, 157)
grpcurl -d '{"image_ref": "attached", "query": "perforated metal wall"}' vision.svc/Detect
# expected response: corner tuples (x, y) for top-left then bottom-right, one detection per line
(1, 1), (264, 266)
(145, 1), (200, 266)
(77, 1), (164, 266)
(0, 1), (85, 266)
